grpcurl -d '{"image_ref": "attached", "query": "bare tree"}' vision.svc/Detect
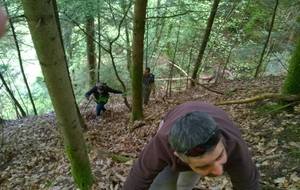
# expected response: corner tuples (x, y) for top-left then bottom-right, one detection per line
(4, 1), (37, 115)
(254, 0), (279, 78)
(0, 72), (26, 117)
(191, 0), (220, 87)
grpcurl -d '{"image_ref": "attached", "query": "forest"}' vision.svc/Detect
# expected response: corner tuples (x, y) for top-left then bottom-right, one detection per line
(0, 0), (300, 189)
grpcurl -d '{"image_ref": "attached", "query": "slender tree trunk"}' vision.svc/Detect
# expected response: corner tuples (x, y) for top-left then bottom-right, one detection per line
(145, 11), (149, 68)
(97, 0), (101, 82)
(125, 22), (132, 79)
(122, 0), (132, 79)
(191, 0), (220, 87)
(4, 1), (37, 115)
(86, 16), (96, 87)
(107, 48), (131, 109)
(131, 0), (148, 121)
(186, 46), (194, 89)
(167, 21), (181, 97)
(6, 72), (28, 114)
(220, 46), (233, 81)
(164, 23), (174, 96)
(254, 0), (279, 78)
(21, 0), (93, 189)
(149, 1), (166, 68)
(0, 72), (26, 117)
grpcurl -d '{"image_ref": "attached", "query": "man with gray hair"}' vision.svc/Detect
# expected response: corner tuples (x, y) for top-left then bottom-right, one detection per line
(123, 101), (260, 190)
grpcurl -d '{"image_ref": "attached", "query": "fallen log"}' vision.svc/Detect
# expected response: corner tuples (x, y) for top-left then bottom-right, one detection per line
(216, 93), (300, 105)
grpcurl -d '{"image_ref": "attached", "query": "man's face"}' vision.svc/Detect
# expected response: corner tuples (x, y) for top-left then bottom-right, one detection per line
(178, 140), (227, 177)
(144, 69), (150, 75)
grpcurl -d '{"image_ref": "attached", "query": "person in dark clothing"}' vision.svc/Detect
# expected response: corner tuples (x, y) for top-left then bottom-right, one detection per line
(85, 82), (122, 116)
(142, 67), (155, 105)
(123, 101), (260, 190)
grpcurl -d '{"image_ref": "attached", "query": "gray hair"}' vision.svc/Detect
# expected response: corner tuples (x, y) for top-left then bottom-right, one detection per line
(168, 111), (217, 154)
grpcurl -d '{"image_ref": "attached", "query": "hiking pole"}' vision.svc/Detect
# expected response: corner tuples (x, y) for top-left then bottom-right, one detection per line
(83, 97), (93, 112)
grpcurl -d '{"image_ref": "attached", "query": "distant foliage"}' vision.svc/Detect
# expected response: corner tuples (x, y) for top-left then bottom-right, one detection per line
(1, 0), (299, 119)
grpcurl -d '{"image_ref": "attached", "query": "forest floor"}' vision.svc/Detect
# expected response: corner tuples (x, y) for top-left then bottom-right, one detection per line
(1, 76), (300, 190)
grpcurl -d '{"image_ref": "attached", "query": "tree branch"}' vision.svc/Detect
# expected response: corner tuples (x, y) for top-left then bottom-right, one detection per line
(146, 10), (196, 19)
(166, 60), (224, 95)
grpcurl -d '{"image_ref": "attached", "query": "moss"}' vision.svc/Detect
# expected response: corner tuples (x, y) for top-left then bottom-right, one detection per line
(288, 149), (300, 159)
(280, 124), (300, 142)
(279, 124), (300, 160)
(254, 103), (285, 115)
(66, 146), (93, 190)
(45, 180), (53, 188)
(111, 154), (131, 163)
(282, 38), (300, 95)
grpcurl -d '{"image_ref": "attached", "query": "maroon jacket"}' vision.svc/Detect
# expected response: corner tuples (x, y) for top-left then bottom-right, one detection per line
(123, 102), (260, 190)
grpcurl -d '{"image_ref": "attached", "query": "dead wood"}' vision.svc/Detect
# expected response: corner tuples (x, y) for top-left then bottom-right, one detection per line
(216, 93), (300, 105)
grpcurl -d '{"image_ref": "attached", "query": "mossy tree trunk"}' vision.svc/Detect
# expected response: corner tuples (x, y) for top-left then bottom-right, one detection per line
(21, 0), (93, 189)
(282, 38), (300, 95)
(131, 0), (148, 121)
(86, 16), (96, 87)
(254, 0), (279, 78)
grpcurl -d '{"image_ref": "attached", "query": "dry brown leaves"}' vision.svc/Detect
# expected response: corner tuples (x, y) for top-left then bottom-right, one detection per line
(1, 76), (299, 189)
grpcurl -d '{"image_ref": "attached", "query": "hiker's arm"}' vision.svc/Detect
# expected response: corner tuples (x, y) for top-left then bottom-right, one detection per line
(122, 135), (169, 190)
(107, 86), (122, 94)
(85, 86), (96, 99)
(150, 74), (155, 83)
(226, 141), (260, 190)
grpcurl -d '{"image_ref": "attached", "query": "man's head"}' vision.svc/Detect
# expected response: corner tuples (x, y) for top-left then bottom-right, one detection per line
(96, 81), (107, 87)
(168, 111), (227, 177)
(144, 67), (150, 75)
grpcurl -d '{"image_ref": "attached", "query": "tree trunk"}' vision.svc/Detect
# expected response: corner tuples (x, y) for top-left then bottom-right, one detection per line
(122, 0), (132, 79)
(21, 0), (93, 189)
(131, 0), (148, 121)
(254, 0), (279, 78)
(167, 21), (181, 97)
(86, 16), (96, 87)
(282, 38), (300, 95)
(191, 0), (220, 87)
(145, 11), (149, 68)
(97, 0), (101, 82)
(4, 1), (37, 115)
(0, 72), (27, 117)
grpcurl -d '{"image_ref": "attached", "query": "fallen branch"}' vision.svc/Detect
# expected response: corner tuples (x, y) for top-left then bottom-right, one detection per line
(167, 61), (224, 95)
(97, 150), (133, 163)
(216, 93), (300, 105)
(129, 120), (146, 132)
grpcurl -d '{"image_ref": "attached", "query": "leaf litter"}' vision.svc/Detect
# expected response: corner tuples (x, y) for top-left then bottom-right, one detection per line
(0, 76), (300, 190)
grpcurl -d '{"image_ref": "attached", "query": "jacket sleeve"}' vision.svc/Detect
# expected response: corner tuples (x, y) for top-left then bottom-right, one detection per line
(85, 86), (96, 98)
(106, 86), (122, 94)
(225, 140), (261, 190)
(122, 134), (170, 190)
(150, 74), (155, 83)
